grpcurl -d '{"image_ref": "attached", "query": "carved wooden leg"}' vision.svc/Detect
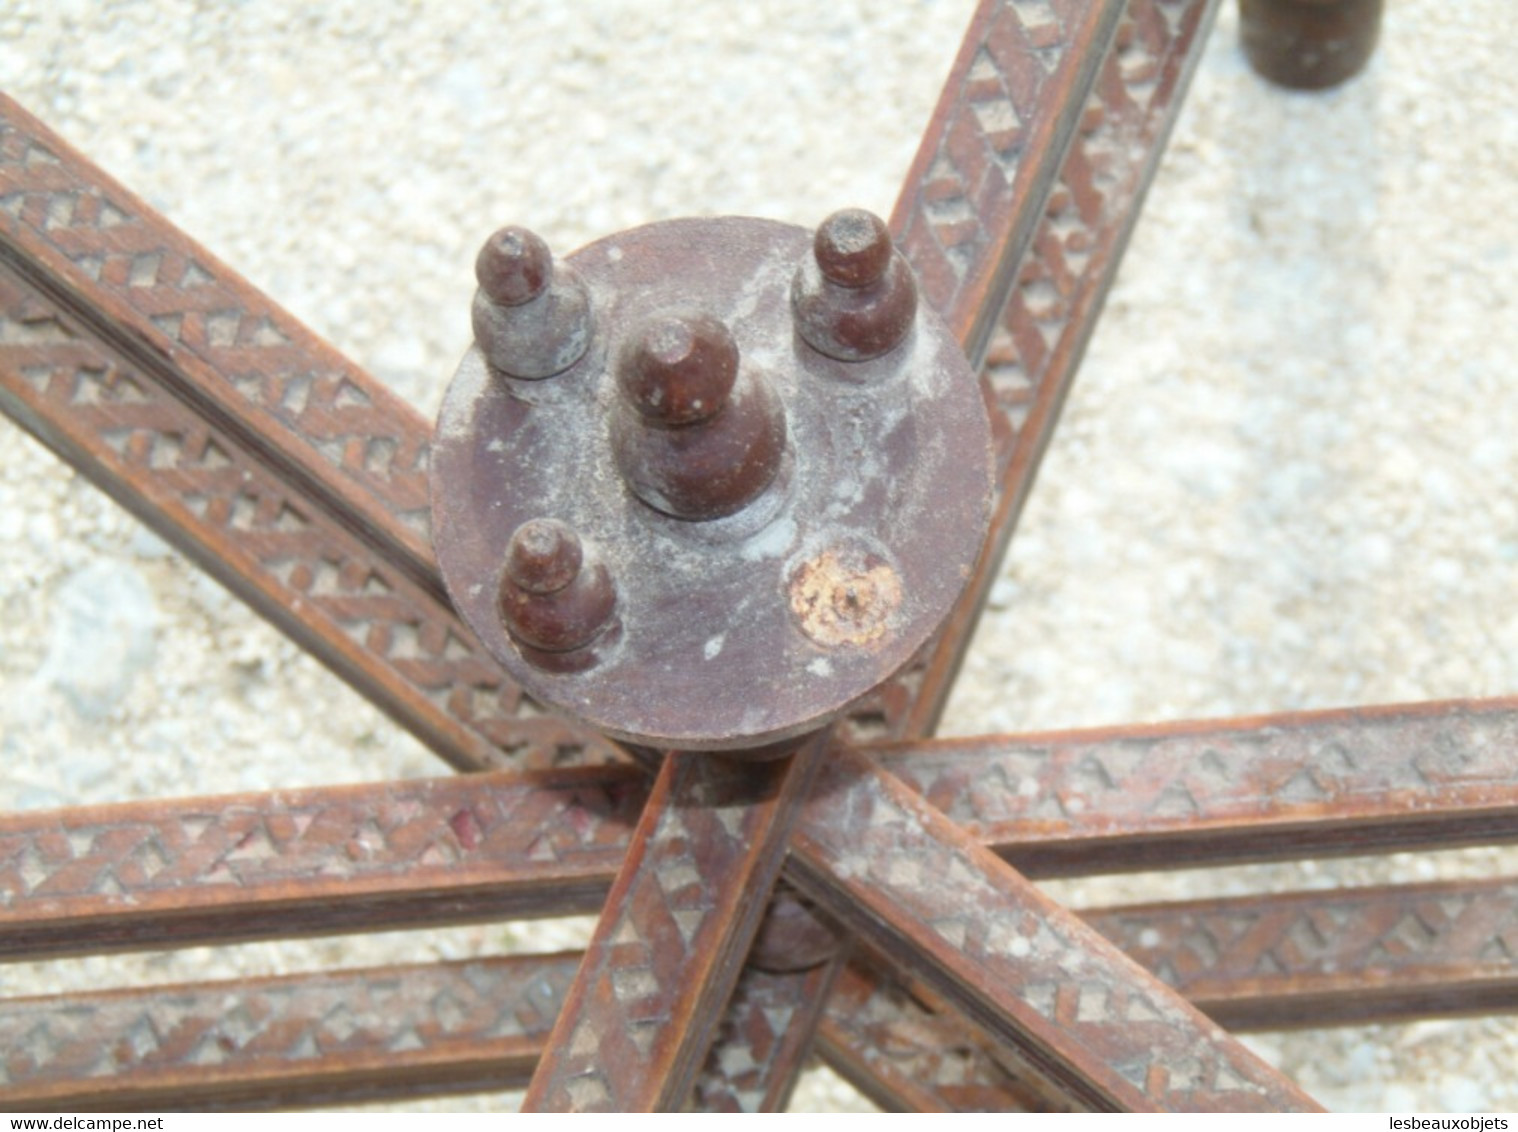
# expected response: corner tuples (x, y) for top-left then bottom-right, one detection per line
(1239, 0), (1382, 89)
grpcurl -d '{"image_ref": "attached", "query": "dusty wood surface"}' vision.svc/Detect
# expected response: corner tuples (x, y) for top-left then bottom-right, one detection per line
(11, 870), (1515, 1111)
(521, 743), (824, 1111)
(880, 0), (1220, 740)
(790, 746), (1320, 1111)
(879, 696), (1518, 874)
(687, 957), (845, 1113)
(0, 766), (642, 960)
(1090, 876), (1518, 1031)
(0, 0), (1432, 1110)
(0, 953), (577, 1111)
(0, 96), (618, 774)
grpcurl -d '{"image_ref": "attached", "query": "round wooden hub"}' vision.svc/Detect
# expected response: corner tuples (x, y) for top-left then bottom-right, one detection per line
(432, 216), (993, 750)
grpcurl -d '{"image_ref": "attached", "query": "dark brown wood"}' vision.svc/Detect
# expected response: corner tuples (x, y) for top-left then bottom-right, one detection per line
(688, 957), (845, 1112)
(1239, 0), (1382, 90)
(877, 696), (1518, 876)
(431, 217), (993, 752)
(0, 767), (643, 960)
(0, 0), (1422, 1110)
(13, 871), (1516, 1112)
(875, 0), (1222, 741)
(521, 740), (824, 1111)
(789, 746), (1321, 1112)
(890, 0), (1124, 367)
(0, 95), (619, 774)
(0, 953), (579, 1112)
(818, 955), (1065, 1112)
(10, 695), (1514, 968)
(1089, 876), (1518, 1031)
(2, 66), (1171, 1098)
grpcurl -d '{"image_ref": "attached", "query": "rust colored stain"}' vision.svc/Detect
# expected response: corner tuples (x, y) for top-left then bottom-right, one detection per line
(789, 550), (903, 650)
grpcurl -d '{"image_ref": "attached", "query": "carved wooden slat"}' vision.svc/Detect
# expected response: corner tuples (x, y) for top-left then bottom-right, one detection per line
(0, 95), (618, 774)
(9, 696), (1514, 967)
(0, 8), (1329, 1104)
(854, 0), (1220, 744)
(877, 696), (1518, 876)
(0, 267), (501, 773)
(0, 954), (580, 1111)
(12, 871), (1513, 1112)
(2, 952), (841, 1113)
(0, 955), (840, 1113)
(729, 0), (1126, 1101)
(0, 955), (843, 1114)
(0, 99), (431, 567)
(821, 870), (1518, 1109)
(0, 767), (644, 960)
(849, 0), (1216, 746)
(789, 747), (1320, 1112)
(890, 0), (1124, 365)
(1088, 877), (1518, 1031)
(522, 743), (824, 1112)
(688, 958), (844, 1113)
(817, 954), (1062, 1112)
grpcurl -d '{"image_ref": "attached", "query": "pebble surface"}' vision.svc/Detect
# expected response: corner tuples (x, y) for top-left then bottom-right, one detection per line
(4, 0), (1518, 1113)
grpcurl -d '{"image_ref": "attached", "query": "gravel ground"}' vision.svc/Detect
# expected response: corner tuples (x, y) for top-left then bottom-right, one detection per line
(3, 0), (1517, 1113)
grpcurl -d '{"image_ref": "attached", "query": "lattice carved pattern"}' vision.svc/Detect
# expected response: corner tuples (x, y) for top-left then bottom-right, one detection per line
(0, 268), (616, 771)
(686, 962), (838, 1113)
(880, 702), (1518, 835)
(1100, 882), (1518, 998)
(0, 771), (642, 928)
(793, 751), (1317, 1111)
(848, 0), (1201, 744)
(0, 957), (579, 1103)
(0, 119), (433, 552)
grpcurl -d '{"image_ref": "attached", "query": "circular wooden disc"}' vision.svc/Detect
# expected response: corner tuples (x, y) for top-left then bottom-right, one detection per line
(432, 217), (992, 750)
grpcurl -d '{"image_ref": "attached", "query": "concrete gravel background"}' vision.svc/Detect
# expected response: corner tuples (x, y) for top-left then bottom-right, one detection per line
(3, 0), (1518, 1112)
